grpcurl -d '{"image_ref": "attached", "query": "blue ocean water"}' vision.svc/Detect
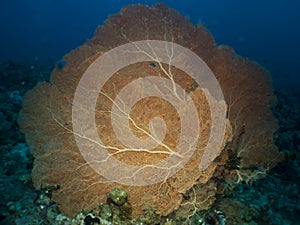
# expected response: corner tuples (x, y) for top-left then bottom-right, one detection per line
(0, 1), (299, 224)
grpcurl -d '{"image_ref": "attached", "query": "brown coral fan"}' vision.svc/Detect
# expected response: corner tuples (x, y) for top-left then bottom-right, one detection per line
(19, 3), (282, 218)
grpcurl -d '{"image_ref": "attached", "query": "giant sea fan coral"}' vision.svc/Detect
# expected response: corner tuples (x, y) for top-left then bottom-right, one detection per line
(19, 3), (282, 218)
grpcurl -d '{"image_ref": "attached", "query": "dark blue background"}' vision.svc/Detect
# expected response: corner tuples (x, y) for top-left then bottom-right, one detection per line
(1, 0), (300, 91)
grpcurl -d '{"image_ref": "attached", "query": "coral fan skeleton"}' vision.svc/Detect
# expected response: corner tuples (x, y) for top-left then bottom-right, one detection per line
(19, 3), (282, 221)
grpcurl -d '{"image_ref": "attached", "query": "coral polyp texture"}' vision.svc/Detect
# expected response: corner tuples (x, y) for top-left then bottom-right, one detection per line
(19, 3), (282, 219)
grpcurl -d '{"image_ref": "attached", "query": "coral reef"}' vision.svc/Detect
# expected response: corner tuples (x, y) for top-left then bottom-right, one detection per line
(215, 92), (300, 225)
(18, 3), (282, 220)
(0, 61), (52, 224)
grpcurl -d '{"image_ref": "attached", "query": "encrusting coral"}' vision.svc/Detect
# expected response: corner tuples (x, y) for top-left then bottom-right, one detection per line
(18, 3), (282, 220)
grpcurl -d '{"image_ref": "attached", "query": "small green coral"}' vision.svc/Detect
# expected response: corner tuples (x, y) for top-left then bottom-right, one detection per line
(100, 204), (112, 220)
(107, 188), (128, 206)
(139, 206), (160, 225)
(163, 220), (176, 225)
